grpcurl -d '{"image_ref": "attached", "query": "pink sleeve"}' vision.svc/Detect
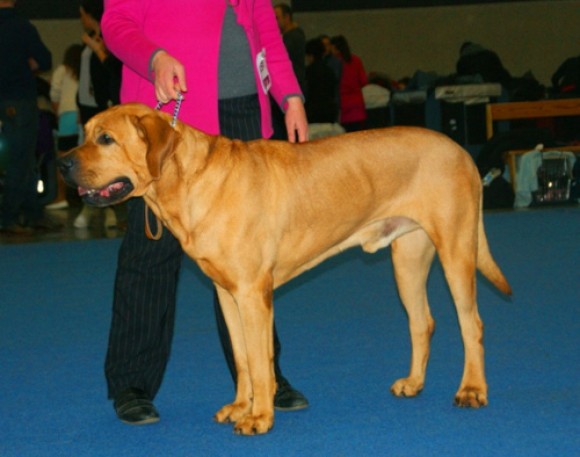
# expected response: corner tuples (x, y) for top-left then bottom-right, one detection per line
(251, 0), (302, 107)
(102, 0), (159, 81)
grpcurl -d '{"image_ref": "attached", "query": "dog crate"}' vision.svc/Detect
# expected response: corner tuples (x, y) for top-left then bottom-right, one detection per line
(533, 153), (573, 204)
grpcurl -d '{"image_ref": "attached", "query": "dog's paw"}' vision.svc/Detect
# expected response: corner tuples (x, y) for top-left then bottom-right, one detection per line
(390, 377), (424, 398)
(233, 413), (274, 436)
(214, 401), (251, 424)
(454, 387), (488, 408)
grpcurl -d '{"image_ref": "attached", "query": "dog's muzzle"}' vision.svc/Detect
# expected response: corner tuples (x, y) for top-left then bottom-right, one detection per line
(57, 155), (75, 182)
(56, 155), (134, 207)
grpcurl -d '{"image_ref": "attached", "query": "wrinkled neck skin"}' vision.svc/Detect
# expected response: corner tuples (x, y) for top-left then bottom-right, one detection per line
(141, 128), (229, 253)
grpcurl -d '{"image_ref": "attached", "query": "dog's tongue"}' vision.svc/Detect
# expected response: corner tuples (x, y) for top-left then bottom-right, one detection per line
(78, 182), (125, 197)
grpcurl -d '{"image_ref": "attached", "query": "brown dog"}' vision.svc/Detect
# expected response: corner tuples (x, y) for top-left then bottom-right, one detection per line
(59, 103), (511, 435)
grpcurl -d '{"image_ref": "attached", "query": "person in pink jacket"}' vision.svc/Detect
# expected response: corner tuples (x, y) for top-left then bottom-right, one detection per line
(101, 0), (309, 425)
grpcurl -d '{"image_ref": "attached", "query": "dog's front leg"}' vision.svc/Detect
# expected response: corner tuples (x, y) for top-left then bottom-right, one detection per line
(233, 284), (276, 435)
(213, 283), (276, 435)
(213, 285), (253, 425)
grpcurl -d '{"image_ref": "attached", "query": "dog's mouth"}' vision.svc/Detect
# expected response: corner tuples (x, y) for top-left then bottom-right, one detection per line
(78, 177), (134, 207)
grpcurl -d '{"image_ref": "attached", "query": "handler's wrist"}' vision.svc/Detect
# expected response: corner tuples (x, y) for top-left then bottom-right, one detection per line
(149, 48), (167, 78)
(282, 94), (304, 112)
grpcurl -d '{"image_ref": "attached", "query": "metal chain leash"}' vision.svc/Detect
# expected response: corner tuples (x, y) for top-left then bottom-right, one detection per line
(155, 91), (184, 128)
(145, 90), (185, 240)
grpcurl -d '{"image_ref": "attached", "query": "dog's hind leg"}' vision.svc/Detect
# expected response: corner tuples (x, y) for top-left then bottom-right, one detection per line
(390, 229), (436, 398)
(438, 226), (488, 408)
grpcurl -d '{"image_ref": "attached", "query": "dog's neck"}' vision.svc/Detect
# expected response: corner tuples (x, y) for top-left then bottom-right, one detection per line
(142, 130), (232, 248)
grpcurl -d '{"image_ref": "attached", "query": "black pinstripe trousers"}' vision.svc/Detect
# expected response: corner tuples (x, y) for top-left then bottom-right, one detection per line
(105, 94), (286, 399)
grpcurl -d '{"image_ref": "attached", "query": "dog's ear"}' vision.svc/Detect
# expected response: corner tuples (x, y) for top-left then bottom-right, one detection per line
(134, 113), (178, 180)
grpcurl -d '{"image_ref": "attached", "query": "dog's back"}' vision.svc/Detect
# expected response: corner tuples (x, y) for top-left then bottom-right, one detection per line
(220, 127), (490, 288)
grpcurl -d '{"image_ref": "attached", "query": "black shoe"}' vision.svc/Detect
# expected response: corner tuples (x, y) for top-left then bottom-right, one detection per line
(274, 378), (309, 411)
(113, 387), (160, 425)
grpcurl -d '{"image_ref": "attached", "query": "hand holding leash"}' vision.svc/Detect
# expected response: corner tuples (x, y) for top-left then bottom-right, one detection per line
(151, 50), (188, 105)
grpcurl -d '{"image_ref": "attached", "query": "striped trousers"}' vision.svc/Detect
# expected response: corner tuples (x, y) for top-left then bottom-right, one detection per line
(105, 94), (285, 398)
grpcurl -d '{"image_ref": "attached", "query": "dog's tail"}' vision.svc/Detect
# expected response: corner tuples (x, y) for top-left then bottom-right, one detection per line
(476, 214), (512, 295)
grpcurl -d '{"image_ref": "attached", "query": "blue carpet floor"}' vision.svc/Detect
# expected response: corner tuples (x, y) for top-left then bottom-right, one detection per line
(1, 207), (579, 456)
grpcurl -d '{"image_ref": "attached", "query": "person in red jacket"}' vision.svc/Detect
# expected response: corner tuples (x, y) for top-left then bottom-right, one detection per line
(330, 35), (368, 132)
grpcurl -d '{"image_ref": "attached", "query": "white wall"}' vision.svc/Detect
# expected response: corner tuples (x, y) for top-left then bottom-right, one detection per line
(294, 0), (580, 86)
(32, 19), (84, 74)
(33, 0), (580, 86)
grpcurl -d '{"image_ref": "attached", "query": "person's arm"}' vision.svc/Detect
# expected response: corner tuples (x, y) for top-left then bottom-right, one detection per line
(49, 65), (65, 112)
(50, 65), (64, 102)
(82, 29), (108, 64)
(102, 0), (164, 83)
(252, 0), (308, 142)
(102, 0), (186, 103)
(26, 22), (52, 72)
(284, 96), (308, 143)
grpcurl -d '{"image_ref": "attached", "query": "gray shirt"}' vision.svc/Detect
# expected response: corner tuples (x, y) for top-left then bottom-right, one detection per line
(218, 7), (256, 100)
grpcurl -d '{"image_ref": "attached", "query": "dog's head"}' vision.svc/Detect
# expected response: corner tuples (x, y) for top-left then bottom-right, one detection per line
(58, 103), (178, 207)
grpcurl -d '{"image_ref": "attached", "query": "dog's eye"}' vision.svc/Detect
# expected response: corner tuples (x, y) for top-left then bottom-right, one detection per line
(97, 133), (115, 145)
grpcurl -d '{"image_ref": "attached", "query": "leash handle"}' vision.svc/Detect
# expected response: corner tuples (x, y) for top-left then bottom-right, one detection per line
(144, 204), (163, 241)
(155, 91), (184, 128)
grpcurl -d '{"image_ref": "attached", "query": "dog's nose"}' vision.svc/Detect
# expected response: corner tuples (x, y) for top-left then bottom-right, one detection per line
(57, 155), (75, 178)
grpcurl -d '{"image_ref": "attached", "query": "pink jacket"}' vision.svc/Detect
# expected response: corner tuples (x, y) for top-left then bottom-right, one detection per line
(102, 0), (302, 138)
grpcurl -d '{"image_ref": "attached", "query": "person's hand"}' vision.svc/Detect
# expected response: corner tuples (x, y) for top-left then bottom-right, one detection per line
(151, 50), (188, 103)
(285, 96), (308, 143)
(82, 30), (108, 62)
(28, 57), (39, 72)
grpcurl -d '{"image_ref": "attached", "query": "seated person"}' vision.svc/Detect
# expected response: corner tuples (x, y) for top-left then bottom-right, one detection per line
(456, 41), (511, 86)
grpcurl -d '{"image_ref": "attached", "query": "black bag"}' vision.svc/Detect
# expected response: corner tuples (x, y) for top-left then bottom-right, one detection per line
(551, 56), (580, 94)
(483, 176), (514, 209)
(476, 128), (556, 177)
(505, 73), (545, 102)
